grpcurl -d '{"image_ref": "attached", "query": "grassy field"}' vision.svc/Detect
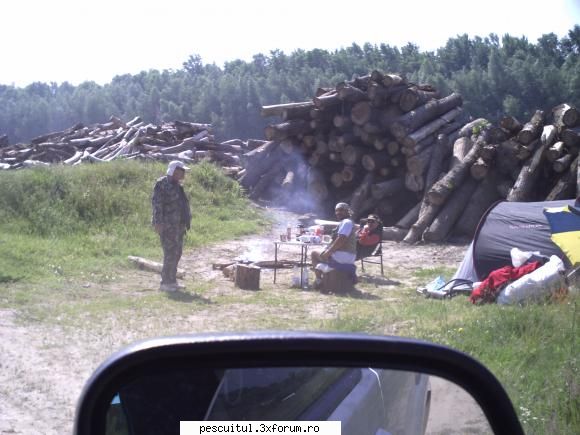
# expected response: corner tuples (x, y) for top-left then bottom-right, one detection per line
(0, 162), (578, 434)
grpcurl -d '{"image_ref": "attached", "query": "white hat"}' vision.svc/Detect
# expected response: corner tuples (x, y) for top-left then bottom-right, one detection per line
(334, 202), (351, 211)
(167, 160), (190, 176)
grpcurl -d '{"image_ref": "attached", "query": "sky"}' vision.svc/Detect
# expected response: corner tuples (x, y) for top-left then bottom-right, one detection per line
(1, 0), (579, 88)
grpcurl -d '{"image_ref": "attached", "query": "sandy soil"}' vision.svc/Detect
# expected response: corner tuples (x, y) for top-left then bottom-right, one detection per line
(0, 205), (487, 434)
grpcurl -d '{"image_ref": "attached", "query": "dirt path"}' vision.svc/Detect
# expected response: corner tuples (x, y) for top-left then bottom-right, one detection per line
(0, 205), (474, 434)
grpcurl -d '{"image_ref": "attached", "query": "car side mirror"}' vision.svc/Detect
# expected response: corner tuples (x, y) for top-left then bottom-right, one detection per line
(74, 332), (524, 435)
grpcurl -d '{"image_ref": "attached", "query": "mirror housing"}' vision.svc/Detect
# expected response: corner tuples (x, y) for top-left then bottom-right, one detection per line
(74, 331), (523, 435)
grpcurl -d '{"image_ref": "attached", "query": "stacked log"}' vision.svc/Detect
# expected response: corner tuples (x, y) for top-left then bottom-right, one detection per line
(0, 116), (261, 179)
(249, 71), (579, 242)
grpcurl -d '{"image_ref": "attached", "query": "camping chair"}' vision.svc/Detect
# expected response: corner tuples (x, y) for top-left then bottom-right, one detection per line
(360, 241), (384, 276)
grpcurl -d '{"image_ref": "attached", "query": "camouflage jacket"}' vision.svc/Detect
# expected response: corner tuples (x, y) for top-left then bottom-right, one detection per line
(151, 176), (192, 230)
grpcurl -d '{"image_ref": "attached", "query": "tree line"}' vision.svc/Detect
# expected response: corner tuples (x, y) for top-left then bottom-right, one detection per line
(1, 26), (579, 144)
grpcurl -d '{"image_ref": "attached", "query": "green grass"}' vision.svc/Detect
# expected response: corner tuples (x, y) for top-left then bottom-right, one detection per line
(0, 160), (266, 283)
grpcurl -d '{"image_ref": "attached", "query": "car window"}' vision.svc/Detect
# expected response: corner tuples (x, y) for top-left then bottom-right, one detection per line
(206, 367), (361, 421)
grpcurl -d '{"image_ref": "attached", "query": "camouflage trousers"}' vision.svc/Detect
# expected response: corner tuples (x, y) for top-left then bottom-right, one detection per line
(159, 225), (185, 284)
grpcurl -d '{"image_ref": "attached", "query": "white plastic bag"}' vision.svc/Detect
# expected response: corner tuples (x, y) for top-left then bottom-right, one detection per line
(497, 255), (566, 305)
(510, 247), (541, 268)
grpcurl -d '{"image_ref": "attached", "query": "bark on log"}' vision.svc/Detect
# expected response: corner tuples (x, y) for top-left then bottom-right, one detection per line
(507, 139), (548, 201)
(403, 107), (463, 148)
(350, 172), (375, 217)
(424, 134), (451, 192)
(541, 125), (558, 147)
(553, 153), (573, 173)
(389, 93), (463, 139)
(265, 120), (311, 141)
(336, 83), (369, 102)
(516, 110), (545, 145)
(361, 151), (390, 172)
(235, 264), (261, 290)
(457, 118), (488, 138)
(561, 126), (580, 148)
(423, 178), (478, 242)
(403, 198), (442, 244)
(546, 156), (579, 201)
(454, 172), (502, 237)
(547, 141), (566, 162)
(552, 103), (580, 129)
(500, 116), (523, 134)
(405, 172), (425, 192)
(313, 91), (341, 109)
(406, 146), (434, 176)
(382, 226), (408, 241)
(470, 158), (489, 180)
(396, 202), (421, 229)
(128, 256), (185, 278)
(450, 137), (473, 170)
(371, 177), (405, 199)
(427, 135), (484, 205)
(342, 145), (364, 166)
(399, 87), (440, 112)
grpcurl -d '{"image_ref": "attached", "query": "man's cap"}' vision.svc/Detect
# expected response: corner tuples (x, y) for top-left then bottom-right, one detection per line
(167, 160), (190, 176)
(367, 214), (381, 222)
(334, 202), (351, 211)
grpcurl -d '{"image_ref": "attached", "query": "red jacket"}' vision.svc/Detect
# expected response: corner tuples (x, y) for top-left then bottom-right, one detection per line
(470, 261), (542, 304)
(357, 226), (381, 246)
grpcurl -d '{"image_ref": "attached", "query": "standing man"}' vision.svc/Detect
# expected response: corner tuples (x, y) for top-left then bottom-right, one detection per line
(151, 160), (192, 292)
(311, 202), (357, 287)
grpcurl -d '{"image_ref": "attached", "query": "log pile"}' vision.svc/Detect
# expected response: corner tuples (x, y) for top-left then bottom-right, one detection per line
(0, 116), (263, 178)
(247, 72), (580, 243)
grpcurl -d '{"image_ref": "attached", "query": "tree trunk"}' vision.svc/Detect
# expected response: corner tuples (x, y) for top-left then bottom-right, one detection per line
(546, 156), (579, 201)
(454, 172), (502, 237)
(403, 198), (442, 244)
(406, 146), (434, 176)
(389, 93), (463, 139)
(423, 178), (478, 242)
(395, 202), (421, 229)
(405, 172), (425, 192)
(371, 177), (405, 199)
(350, 172), (375, 217)
(249, 161), (284, 200)
(546, 141), (566, 161)
(361, 151), (390, 172)
(450, 136), (473, 170)
(424, 134), (451, 193)
(470, 157), (489, 180)
(561, 126), (580, 148)
(336, 83), (369, 102)
(507, 140), (547, 201)
(260, 101), (314, 118)
(351, 101), (376, 126)
(235, 264), (261, 290)
(403, 107), (464, 148)
(341, 144), (364, 166)
(382, 226), (408, 241)
(127, 256), (185, 278)
(553, 153), (573, 173)
(399, 87), (440, 112)
(541, 125), (558, 147)
(552, 103), (580, 129)
(516, 110), (545, 145)
(427, 135), (484, 205)
(457, 118), (488, 138)
(500, 115), (523, 134)
(313, 91), (341, 109)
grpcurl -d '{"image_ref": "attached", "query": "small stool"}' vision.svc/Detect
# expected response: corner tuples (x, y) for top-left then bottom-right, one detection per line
(320, 269), (354, 293)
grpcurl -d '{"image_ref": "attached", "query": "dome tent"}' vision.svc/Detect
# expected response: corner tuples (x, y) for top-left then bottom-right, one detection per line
(453, 199), (574, 282)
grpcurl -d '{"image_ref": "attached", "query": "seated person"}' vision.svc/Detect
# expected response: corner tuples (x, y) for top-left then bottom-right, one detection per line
(311, 202), (357, 286)
(356, 214), (383, 260)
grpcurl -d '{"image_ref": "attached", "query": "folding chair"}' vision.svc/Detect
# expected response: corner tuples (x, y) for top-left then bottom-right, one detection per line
(360, 241), (384, 276)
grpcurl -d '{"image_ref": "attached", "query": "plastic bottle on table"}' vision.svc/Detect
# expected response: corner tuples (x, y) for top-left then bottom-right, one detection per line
(286, 223), (292, 240)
